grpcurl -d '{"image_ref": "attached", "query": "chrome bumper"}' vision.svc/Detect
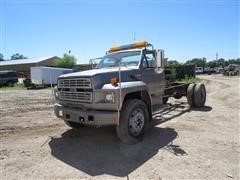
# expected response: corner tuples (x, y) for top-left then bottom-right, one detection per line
(54, 103), (118, 126)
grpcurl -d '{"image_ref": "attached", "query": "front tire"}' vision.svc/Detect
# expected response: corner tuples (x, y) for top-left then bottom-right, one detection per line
(116, 99), (150, 144)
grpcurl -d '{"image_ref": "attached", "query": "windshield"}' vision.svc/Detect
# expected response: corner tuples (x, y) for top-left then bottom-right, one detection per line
(96, 51), (141, 69)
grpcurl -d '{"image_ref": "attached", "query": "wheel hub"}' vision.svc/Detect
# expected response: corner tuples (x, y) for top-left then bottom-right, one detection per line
(128, 108), (145, 136)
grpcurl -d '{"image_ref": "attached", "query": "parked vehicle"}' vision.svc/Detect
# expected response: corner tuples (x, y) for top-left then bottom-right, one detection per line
(214, 67), (224, 74)
(31, 66), (73, 85)
(223, 64), (240, 76)
(204, 67), (216, 75)
(0, 70), (18, 86)
(195, 67), (204, 74)
(53, 41), (206, 144)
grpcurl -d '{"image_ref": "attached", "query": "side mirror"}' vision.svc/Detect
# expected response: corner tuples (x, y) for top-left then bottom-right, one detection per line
(155, 49), (164, 70)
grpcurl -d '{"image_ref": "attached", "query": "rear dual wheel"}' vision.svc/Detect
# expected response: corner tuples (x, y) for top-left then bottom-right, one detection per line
(187, 83), (206, 108)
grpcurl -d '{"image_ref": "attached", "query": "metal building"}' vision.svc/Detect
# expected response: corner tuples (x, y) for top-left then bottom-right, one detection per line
(0, 56), (58, 73)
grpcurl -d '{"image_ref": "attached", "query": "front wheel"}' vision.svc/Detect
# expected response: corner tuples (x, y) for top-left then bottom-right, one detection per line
(116, 99), (150, 144)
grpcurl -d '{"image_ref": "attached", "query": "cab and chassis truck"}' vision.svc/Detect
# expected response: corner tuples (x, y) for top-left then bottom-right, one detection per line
(54, 41), (206, 144)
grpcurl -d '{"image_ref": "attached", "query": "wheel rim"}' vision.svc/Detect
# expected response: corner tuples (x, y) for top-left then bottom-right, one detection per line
(128, 108), (145, 136)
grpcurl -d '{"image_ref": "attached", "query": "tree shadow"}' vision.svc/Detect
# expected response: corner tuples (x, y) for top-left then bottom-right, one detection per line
(164, 143), (188, 156)
(49, 126), (178, 177)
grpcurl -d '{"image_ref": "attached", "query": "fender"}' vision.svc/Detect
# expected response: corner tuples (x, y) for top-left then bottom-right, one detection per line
(102, 81), (152, 110)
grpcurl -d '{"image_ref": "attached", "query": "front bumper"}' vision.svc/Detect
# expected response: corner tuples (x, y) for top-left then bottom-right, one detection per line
(54, 103), (118, 126)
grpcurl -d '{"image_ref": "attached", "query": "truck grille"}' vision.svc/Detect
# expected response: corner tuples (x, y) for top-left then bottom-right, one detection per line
(58, 78), (91, 89)
(59, 91), (92, 103)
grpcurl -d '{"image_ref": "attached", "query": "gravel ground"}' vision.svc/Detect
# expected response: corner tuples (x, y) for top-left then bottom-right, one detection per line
(0, 75), (239, 179)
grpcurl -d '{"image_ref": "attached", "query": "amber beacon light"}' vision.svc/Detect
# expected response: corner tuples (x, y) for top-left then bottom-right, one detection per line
(109, 40), (149, 52)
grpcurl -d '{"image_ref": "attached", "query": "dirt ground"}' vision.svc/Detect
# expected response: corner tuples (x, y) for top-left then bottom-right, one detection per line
(0, 75), (239, 179)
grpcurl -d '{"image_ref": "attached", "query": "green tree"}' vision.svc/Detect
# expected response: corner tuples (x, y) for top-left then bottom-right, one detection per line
(206, 61), (217, 68)
(205, 58), (240, 68)
(236, 58), (240, 64)
(11, 53), (27, 60)
(0, 53), (4, 61)
(228, 58), (240, 65)
(217, 58), (225, 67)
(54, 53), (77, 68)
(167, 60), (182, 67)
(185, 58), (206, 67)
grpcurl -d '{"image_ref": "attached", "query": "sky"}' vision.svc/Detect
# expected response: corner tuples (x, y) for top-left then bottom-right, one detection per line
(0, 0), (239, 64)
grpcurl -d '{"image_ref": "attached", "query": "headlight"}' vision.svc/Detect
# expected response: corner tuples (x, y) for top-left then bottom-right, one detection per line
(105, 93), (115, 103)
(55, 91), (59, 98)
(54, 86), (59, 99)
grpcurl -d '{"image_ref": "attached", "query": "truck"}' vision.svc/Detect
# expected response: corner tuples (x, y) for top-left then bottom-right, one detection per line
(195, 67), (204, 74)
(0, 70), (18, 86)
(223, 64), (240, 76)
(30, 66), (73, 85)
(53, 41), (206, 144)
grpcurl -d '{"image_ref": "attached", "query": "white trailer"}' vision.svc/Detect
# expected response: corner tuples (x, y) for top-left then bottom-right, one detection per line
(31, 66), (72, 85)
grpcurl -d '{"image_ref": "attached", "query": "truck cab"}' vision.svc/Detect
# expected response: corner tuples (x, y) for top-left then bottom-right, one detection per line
(54, 41), (206, 144)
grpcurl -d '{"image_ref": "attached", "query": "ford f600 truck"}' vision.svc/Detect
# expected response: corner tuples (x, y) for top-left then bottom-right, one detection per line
(54, 41), (206, 143)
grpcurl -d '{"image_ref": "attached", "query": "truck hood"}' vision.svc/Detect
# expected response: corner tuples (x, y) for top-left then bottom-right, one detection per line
(58, 67), (140, 89)
(59, 67), (137, 78)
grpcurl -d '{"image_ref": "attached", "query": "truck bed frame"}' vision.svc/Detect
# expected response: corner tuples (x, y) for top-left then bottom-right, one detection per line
(164, 82), (190, 98)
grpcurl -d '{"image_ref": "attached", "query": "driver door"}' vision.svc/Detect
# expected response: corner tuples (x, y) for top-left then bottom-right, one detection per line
(141, 50), (165, 99)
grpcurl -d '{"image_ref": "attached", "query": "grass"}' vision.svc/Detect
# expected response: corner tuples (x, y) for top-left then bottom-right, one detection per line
(178, 76), (202, 84)
(0, 83), (27, 91)
(0, 83), (55, 91)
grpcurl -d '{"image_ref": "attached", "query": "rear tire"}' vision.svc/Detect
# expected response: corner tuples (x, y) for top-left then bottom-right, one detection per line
(194, 83), (206, 107)
(116, 99), (150, 144)
(64, 121), (86, 129)
(187, 83), (196, 107)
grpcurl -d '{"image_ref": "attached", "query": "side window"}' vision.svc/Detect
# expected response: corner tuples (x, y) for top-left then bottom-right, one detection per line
(145, 52), (155, 68)
(142, 57), (148, 68)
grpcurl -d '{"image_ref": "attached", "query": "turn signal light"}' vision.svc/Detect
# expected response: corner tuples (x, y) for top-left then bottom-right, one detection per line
(111, 77), (119, 84)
